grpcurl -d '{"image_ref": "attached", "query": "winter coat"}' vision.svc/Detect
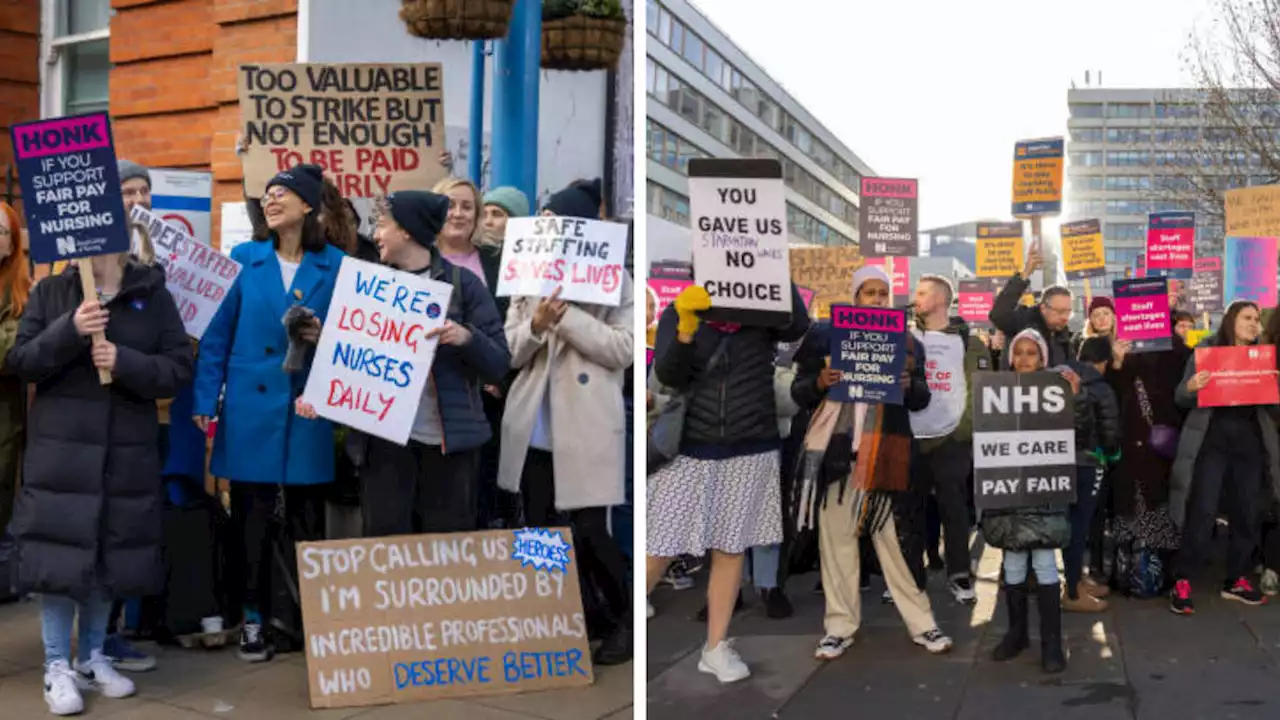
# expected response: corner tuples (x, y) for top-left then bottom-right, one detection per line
(0, 289), (25, 533)
(193, 238), (344, 485)
(988, 273), (1074, 368)
(1168, 335), (1280, 528)
(652, 285), (810, 459)
(7, 261), (192, 597)
(1075, 363), (1121, 467)
(498, 275), (632, 510)
(910, 316), (992, 452)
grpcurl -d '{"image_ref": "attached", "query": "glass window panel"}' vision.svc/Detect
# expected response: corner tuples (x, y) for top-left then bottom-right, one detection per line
(705, 50), (724, 89)
(63, 38), (110, 115)
(682, 31), (704, 69)
(1070, 103), (1104, 118)
(647, 0), (660, 34)
(658, 9), (672, 43)
(58, 0), (110, 37)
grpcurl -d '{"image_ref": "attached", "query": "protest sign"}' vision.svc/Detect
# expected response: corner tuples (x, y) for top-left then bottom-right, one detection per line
(1114, 278), (1172, 353)
(828, 304), (907, 405)
(1011, 137), (1064, 217)
(1145, 212), (1195, 279)
(1188, 257), (1223, 315)
(496, 217), (627, 307)
(237, 63), (447, 198)
(151, 169), (213, 247)
(298, 529), (592, 709)
(648, 261), (692, 349)
(688, 158), (790, 325)
(972, 372), (1076, 510)
(1185, 329), (1210, 347)
(862, 256), (911, 306)
(1225, 185), (1280, 238)
(9, 112), (130, 264)
(859, 177), (918, 256)
(976, 222), (1024, 277)
(1060, 219), (1105, 280)
(958, 278), (996, 329)
(130, 206), (242, 339)
(797, 286), (815, 311)
(1194, 345), (1280, 408)
(790, 245), (859, 320)
(302, 257), (450, 445)
(219, 201), (254, 255)
(1225, 236), (1279, 309)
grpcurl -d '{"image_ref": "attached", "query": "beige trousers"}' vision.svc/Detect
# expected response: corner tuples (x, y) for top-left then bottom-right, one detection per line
(819, 484), (936, 638)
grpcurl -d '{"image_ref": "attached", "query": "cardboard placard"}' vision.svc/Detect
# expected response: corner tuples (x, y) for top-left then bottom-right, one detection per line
(1188, 257), (1223, 314)
(828, 305), (907, 405)
(237, 63), (447, 198)
(1060, 219), (1105, 280)
(1114, 278), (1172, 353)
(496, 217), (628, 307)
(972, 372), (1077, 510)
(1225, 184), (1280, 238)
(1225, 236), (1279, 309)
(301, 257), (450, 445)
(9, 112), (130, 264)
(1194, 345), (1280, 408)
(976, 222), (1025, 278)
(1011, 138), (1064, 217)
(130, 206), (242, 339)
(958, 278), (995, 329)
(858, 177), (918, 256)
(688, 158), (790, 325)
(299, 529), (593, 710)
(1145, 212), (1195, 279)
(790, 245), (860, 320)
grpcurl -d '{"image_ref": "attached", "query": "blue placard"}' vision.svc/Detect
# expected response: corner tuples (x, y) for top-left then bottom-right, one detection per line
(9, 112), (129, 264)
(828, 305), (907, 405)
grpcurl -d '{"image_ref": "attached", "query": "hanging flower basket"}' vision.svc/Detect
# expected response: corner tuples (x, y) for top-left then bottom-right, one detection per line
(541, 14), (627, 71)
(399, 0), (515, 41)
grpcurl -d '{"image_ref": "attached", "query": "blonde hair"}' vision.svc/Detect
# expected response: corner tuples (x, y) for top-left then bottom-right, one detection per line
(431, 177), (490, 248)
(131, 222), (156, 266)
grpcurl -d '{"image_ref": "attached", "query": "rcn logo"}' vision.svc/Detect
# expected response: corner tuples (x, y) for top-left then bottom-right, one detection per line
(55, 236), (77, 256)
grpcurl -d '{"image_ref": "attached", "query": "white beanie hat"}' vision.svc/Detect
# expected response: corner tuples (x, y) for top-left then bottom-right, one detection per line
(851, 263), (892, 299)
(1010, 328), (1049, 367)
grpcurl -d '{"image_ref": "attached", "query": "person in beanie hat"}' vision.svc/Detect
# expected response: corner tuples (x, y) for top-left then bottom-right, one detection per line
(298, 190), (510, 537)
(482, 186), (530, 243)
(193, 163), (345, 665)
(543, 178), (603, 219)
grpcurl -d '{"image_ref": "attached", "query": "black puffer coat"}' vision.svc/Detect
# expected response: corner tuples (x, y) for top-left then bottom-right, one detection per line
(1074, 363), (1121, 466)
(7, 261), (192, 598)
(653, 285), (809, 458)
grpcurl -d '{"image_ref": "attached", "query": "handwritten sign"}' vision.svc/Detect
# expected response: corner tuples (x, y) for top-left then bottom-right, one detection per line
(1225, 185), (1280, 238)
(976, 222), (1024, 277)
(496, 217), (627, 307)
(790, 245), (860, 320)
(130, 206), (242, 339)
(1145, 212), (1195, 279)
(1011, 137), (1064, 217)
(1061, 219), (1105, 280)
(1188, 257), (1223, 314)
(1225, 236), (1279, 309)
(688, 158), (790, 325)
(1195, 345), (1280, 408)
(859, 177), (918, 256)
(828, 305), (907, 405)
(9, 112), (130, 263)
(958, 278), (996, 329)
(237, 63), (447, 198)
(1114, 278), (1172, 353)
(302, 257), (450, 445)
(299, 529), (592, 709)
(972, 372), (1076, 510)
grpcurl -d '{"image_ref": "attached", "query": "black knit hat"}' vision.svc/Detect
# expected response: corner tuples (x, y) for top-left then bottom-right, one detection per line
(543, 178), (602, 219)
(265, 164), (325, 215)
(388, 190), (450, 248)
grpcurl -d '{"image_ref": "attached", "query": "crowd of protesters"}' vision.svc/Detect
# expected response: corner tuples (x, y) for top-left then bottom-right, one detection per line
(0, 143), (634, 715)
(647, 244), (1280, 683)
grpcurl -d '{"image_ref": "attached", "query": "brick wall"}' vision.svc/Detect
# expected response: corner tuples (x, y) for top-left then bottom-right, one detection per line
(110, 0), (298, 248)
(0, 0), (41, 215)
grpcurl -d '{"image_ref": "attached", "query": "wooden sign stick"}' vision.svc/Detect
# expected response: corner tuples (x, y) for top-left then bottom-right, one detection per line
(78, 258), (113, 386)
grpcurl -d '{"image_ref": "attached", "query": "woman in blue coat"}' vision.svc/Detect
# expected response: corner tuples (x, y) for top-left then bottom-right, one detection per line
(192, 164), (344, 664)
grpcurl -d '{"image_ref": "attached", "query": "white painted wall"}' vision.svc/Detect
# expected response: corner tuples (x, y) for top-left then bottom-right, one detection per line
(304, 0), (608, 207)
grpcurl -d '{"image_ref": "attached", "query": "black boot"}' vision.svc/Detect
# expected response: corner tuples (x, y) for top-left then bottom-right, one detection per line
(1037, 585), (1067, 674)
(593, 614), (633, 665)
(992, 582), (1029, 661)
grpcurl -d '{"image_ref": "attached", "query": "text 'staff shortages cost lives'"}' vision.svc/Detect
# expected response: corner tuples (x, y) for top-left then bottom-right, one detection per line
(828, 305), (907, 405)
(1145, 212), (1195, 280)
(972, 372), (1077, 511)
(1114, 277), (1172, 353)
(1011, 138), (1063, 218)
(10, 112), (130, 264)
(858, 177), (918, 257)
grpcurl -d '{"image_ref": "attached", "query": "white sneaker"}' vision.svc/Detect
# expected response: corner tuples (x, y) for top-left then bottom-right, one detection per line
(75, 650), (136, 699)
(697, 640), (750, 683)
(913, 628), (953, 654)
(43, 660), (84, 716)
(948, 577), (977, 604)
(882, 589), (895, 605)
(813, 634), (854, 660)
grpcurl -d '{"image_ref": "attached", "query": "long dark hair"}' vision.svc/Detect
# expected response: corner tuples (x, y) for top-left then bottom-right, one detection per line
(1218, 299), (1260, 346)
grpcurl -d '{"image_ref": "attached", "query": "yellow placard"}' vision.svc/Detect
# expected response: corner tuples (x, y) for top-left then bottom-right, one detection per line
(1061, 219), (1105, 279)
(976, 222), (1025, 278)
(1225, 184), (1280, 238)
(1185, 328), (1210, 347)
(1011, 138), (1064, 217)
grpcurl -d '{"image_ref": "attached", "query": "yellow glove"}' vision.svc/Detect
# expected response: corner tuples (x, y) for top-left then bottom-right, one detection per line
(673, 285), (711, 336)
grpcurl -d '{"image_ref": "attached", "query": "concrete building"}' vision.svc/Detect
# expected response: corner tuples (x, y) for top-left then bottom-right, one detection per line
(645, 0), (876, 262)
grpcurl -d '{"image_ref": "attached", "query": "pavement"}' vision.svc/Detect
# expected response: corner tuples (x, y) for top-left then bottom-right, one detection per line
(0, 602), (633, 719)
(647, 535), (1280, 720)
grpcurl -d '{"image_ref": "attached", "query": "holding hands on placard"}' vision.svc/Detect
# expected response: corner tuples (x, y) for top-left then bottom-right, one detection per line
(425, 319), (471, 347)
(91, 342), (117, 373)
(73, 300), (109, 337)
(1059, 368), (1081, 395)
(1022, 246), (1043, 278)
(296, 398), (317, 420)
(816, 367), (843, 391)
(1187, 370), (1212, 392)
(531, 286), (568, 335)
(1111, 339), (1132, 369)
(674, 285), (712, 339)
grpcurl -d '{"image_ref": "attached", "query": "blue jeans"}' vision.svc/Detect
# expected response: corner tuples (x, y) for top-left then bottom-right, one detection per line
(1065, 465), (1104, 598)
(42, 589), (113, 666)
(744, 544), (781, 590)
(1003, 549), (1058, 586)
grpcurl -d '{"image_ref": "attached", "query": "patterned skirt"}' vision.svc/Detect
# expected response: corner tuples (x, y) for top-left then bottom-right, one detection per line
(646, 450), (783, 557)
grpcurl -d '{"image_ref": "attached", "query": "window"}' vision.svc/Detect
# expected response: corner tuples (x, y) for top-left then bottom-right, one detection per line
(1070, 103), (1104, 118)
(1069, 151), (1103, 167)
(647, 0), (660, 34)
(649, 182), (691, 225)
(1106, 103), (1153, 119)
(704, 50), (725, 91)
(1105, 247), (1142, 264)
(657, 8), (672, 45)
(42, 0), (113, 117)
(646, 58), (657, 95)
(1070, 128), (1104, 143)
(1106, 128), (1151, 143)
(1071, 200), (1106, 216)
(1105, 223), (1145, 242)
(1105, 199), (1149, 215)
(681, 30), (704, 69)
(1154, 176), (1193, 192)
(1155, 103), (1199, 119)
(1071, 176), (1105, 192)
(1104, 175), (1151, 191)
(1106, 150), (1149, 167)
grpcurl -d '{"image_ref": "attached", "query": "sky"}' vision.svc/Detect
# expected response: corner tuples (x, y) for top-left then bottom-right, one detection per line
(687, 0), (1219, 231)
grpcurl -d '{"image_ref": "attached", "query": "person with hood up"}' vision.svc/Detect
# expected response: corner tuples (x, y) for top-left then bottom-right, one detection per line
(985, 328), (1078, 674)
(989, 247), (1075, 368)
(791, 264), (953, 661)
(8, 244), (192, 714)
(498, 181), (632, 665)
